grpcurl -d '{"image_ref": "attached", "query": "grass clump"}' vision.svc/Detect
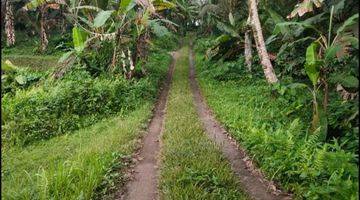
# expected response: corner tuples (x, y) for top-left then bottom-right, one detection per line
(159, 46), (247, 200)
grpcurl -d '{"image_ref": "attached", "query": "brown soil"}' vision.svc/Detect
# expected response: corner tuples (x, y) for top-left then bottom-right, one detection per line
(188, 46), (292, 200)
(120, 51), (178, 200)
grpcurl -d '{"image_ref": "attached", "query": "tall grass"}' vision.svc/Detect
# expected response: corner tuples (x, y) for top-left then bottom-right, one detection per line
(2, 104), (152, 199)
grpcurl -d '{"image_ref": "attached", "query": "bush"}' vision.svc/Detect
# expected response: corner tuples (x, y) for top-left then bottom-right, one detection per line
(2, 50), (172, 147)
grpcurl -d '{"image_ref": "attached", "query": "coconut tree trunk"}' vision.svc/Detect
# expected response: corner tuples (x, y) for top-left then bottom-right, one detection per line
(244, 16), (252, 72)
(5, 0), (16, 47)
(248, 0), (278, 83)
(39, 5), (48, 52)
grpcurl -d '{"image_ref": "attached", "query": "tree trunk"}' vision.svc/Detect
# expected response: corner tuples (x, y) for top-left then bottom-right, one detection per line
(40, 6), (48, 52)
(248, 0), (278, 83)
(5, 0), (15, 47)
(244, 16), (252, 72)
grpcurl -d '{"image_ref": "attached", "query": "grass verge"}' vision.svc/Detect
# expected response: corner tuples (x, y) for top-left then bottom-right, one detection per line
(159, 46), (248, 200)
(1, 104), (152, 199)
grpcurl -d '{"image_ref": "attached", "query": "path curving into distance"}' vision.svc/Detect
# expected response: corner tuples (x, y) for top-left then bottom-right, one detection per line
(188, 43), (292, 200)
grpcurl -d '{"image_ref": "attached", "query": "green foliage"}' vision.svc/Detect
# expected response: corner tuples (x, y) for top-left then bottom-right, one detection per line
(305, 42), (321, 86)
(1, 60), (46, 96)
(195, 44), (358, 199)
(2, 50), (172, 147)
(72, 26), (88, 53)
(93, 10), (114, 28)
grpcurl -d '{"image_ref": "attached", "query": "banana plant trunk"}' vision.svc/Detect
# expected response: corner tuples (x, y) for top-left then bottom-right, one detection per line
(5, 0), (15, 47)
(40, 5), (48, 52)
(244, 16), (252, 71)
(134, 31), (150, 75)
(248, 0), (278, 83)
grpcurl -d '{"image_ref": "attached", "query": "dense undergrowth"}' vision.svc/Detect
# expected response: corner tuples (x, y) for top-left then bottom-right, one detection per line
(2, 35), (176, 147)
(194, 38), (359, 199)
(1, 34), (178, 199)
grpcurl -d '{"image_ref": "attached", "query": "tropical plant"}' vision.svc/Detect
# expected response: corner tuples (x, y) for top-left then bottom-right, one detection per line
(24, 0), (65, 52)
(4, 0), (16, 46)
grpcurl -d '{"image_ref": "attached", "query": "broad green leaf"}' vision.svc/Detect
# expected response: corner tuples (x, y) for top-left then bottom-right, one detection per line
(72, 26), (88, 53)
(15, 75), (27, 85)
(341, 76), (358, 88)
(305, 42), (320, 86)
(331, 74), (359, 88)
(336, 14), (359, 35)
(325, 44), (341, 61)
(149, 21), (170, 37)
(268, 9), (288, 36)
(93, 10), (114, 28)
(215, 34), (231, 43)
(229, 12), (235, 26)
(119, 0), (134, 12)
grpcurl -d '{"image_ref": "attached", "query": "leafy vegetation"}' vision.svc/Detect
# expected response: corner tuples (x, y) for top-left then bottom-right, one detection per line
(1, 0), (358, 199)
(195, 39), (358, 199)
(2, 49), (171, 147)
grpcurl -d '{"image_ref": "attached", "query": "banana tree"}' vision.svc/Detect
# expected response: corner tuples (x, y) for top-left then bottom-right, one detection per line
(4, 0), (16, 46)
(303, 10), (358, 139)
(24, 0), (65, 52)
(56, 0), (175, 79)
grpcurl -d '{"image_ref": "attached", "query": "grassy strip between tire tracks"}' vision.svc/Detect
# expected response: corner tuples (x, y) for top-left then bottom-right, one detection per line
(159, 46), (248, 200)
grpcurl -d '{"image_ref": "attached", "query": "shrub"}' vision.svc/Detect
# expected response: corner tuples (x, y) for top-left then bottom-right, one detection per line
(2, 50), (172, 147)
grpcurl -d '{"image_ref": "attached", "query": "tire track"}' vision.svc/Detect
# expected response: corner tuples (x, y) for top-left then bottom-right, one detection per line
(188, 44), (292, 200)
(122, 51), (179, 200)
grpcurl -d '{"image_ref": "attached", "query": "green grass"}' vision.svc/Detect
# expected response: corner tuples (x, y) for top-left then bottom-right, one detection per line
(159, 46), (248, 200)
(194, 51), (359, 199)
(1, 104), (152, 200)
(2, 55), (59, 71)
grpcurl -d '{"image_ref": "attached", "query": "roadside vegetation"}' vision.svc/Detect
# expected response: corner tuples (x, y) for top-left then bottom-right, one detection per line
(1, 0), (358, 199)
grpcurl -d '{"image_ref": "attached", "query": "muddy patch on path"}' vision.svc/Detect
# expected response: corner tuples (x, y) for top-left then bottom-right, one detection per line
(188, 46), (292, 200)
(118, 51), (179, 200)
